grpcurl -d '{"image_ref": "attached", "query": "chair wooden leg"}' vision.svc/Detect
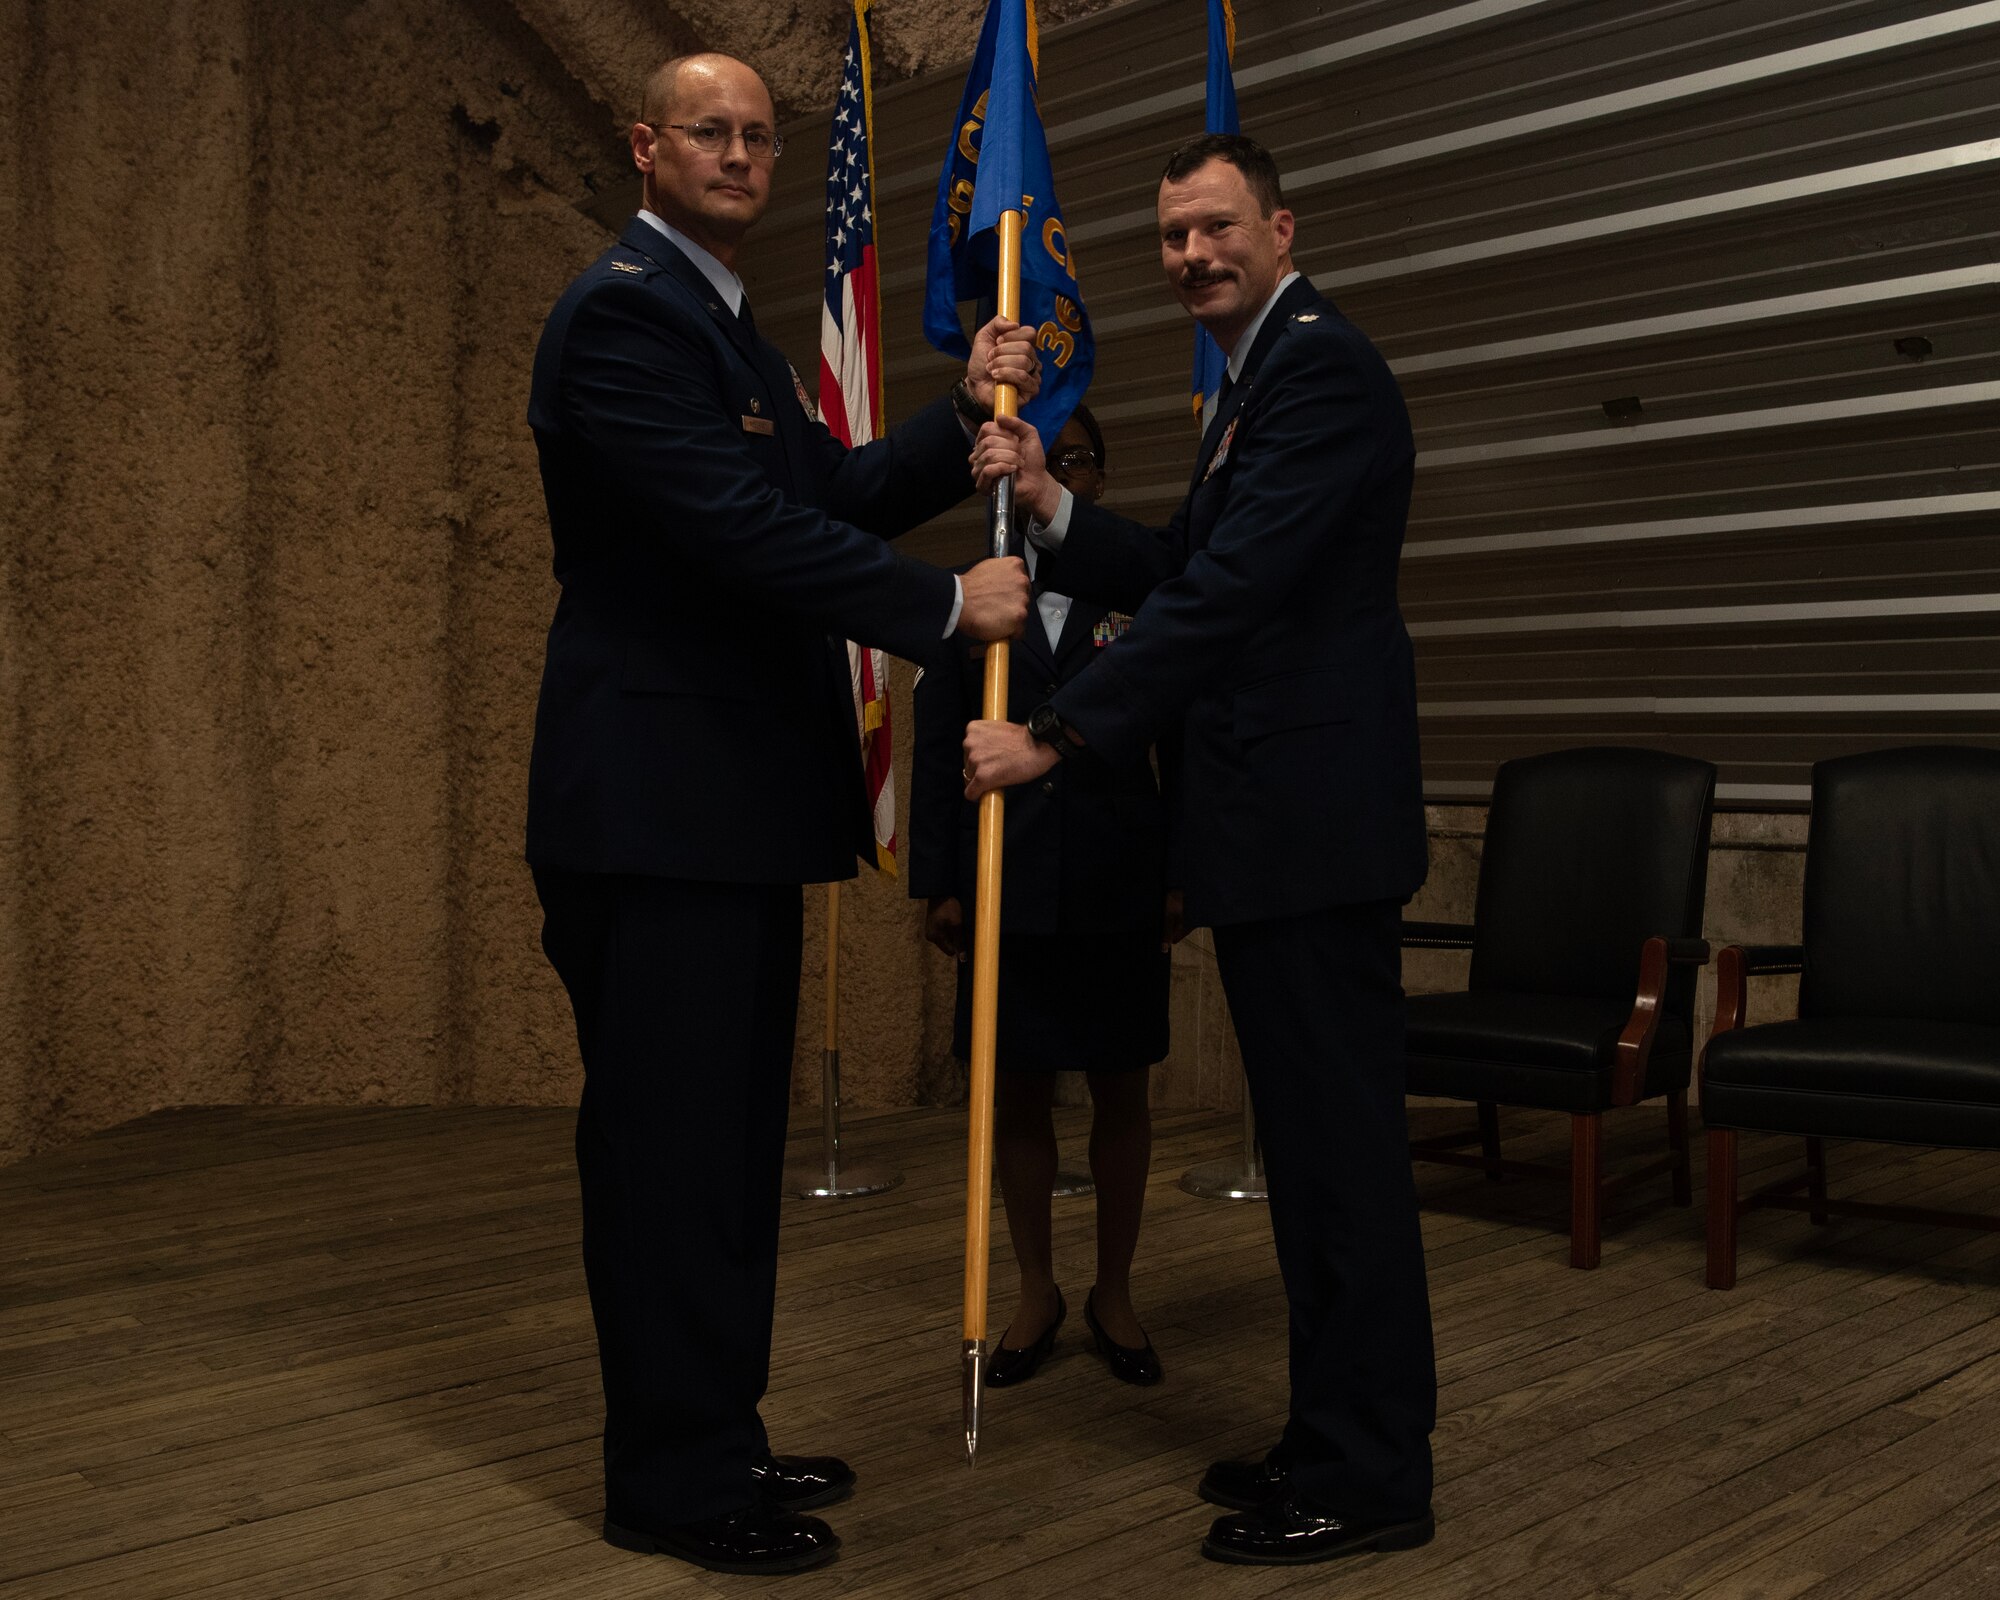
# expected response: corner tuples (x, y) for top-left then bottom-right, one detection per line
(1667, 1089), (1692, 1207)
(1706, 1128), (1739, 1289)
(1806, 1137), (1829, 1224)
(1569, 1113), (1602, 1269)
(1477, 1101), (1502, 1182)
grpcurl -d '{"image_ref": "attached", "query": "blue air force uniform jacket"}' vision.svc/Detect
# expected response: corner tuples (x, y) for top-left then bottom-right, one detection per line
(1039, 277), (1428, 929)
(525, 219), (973, 884)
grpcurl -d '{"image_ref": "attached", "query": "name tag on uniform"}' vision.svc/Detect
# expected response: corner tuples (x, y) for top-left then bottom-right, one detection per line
(742, 415), (775, 435)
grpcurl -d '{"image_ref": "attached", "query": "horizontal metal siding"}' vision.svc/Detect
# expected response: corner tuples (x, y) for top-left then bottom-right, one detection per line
(722, 0), (2000, 806)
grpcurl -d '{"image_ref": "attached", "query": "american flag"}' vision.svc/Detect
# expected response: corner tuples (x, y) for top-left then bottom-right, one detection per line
(821, 0), (882, 447)
(821, 0), (897, 874)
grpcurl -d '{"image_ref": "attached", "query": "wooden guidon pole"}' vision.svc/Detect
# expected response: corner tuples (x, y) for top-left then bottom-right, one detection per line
(962, 207), (1024, 1468)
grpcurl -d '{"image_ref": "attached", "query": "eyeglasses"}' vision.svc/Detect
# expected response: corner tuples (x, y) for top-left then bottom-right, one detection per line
(646, 121), (785, 160)
(1050, 448), (1101, 477)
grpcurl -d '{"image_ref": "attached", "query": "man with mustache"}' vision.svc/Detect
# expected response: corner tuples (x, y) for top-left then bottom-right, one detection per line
(526, 52), (1033, 1578)
(966, 132), (1435, 1567)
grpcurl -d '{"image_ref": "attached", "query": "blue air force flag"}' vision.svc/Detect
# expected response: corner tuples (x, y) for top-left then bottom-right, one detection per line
(922, 0), (1091, 439)
(1191, 0), (1239, 422)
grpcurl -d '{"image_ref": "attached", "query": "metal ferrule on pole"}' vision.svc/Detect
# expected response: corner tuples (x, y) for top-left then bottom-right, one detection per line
(962, 1337), (987, 1466)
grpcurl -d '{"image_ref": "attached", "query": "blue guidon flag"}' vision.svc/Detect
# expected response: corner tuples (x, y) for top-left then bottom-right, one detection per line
(922, 0), (1092, 440)
(1192, 0), (1239, 424)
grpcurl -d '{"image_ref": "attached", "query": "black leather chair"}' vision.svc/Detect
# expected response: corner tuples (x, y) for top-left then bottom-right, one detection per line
(1702, 745), (2000, 1289)
(1404, 747), (1715, 1268)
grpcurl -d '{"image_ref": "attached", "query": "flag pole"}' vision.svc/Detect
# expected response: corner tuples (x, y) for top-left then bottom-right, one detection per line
(785, 885), (902, 1198)
(789, 0), (902, 1204)
(963, 206), (1024, 1469)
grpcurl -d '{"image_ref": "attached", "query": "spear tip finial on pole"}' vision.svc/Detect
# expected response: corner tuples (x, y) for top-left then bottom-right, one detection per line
(962, 1338), (987, 1466)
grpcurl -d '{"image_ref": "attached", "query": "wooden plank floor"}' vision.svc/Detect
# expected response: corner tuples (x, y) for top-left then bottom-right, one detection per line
(5, 1104), (2000, 1598)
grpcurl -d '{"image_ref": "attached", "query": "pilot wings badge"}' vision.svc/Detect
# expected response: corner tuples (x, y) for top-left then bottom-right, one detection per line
(1201, 417), (1239, 482)
(788, 362), (820, 423)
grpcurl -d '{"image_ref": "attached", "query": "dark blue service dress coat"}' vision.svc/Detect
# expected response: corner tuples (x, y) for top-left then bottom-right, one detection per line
(526, 218), (970, 885)
(523, 217), (978, 1529)
(1042, 275), (1427, 929)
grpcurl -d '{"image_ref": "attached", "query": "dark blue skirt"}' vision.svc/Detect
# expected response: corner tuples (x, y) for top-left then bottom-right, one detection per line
(952, 931), (1169, 1073)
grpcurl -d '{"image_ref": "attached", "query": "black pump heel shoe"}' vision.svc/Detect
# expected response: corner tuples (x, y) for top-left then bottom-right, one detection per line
(986, 1289), (1066, 1387)
(1084, 1290), (1163, 1386)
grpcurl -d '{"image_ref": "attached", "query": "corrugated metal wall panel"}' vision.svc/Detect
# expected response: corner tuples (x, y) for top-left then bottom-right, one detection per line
(725, 0), (2000, 805)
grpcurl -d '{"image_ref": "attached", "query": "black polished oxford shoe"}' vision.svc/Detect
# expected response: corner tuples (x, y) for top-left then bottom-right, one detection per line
(1083, 1290), (1162, 1386)
(986, 1288), (1065, 1387)
(1202, 1497), (1434, 1566)
(753, 1451), (856, 1511)
(603, 1502), (840, 1575)
(1197, 1449), (1290, 1510)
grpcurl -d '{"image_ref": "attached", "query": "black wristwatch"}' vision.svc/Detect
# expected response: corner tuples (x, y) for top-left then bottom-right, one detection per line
(950, 377), (993, 426)
(1027, 703), (1082, 760)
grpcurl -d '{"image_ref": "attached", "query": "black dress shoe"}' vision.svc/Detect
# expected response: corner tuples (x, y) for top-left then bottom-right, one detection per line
(752, 1451), (856, 1511)
(986, 1288), (1065, 1387)
(1202, 1496), (1434, 1566)
(1083, 1290), (1162, 1385)
(1197, 1450), (1290, 1510)
(603, 1501), (840, 1575)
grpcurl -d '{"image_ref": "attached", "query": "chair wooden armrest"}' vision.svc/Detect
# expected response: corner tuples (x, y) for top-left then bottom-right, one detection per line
(1659, 937), (1713, 965)
(1402, 920), (1475, 949)
(1610, 934), (1712, 1106)
(1708, 943), (1806, 1042)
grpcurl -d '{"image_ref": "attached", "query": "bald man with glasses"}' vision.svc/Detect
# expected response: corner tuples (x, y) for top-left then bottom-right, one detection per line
(525, 52), (1036, 1578)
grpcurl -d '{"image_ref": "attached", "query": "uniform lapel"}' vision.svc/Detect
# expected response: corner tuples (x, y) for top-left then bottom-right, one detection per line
(1185, 275), (1323, 495)
(1014, 590), (1059, 678)
(1052, 600), (1105, 672)
(621, 219), (813, 493)
(1187, 381), (1247, 497)
(747, 329), (819, 500)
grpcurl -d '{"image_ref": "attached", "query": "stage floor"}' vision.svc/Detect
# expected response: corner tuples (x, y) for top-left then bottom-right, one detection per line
(5, 1102), (2000, 1598)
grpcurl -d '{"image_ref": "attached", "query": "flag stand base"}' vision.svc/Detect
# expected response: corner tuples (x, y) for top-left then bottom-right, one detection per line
(1179, 1087), (1267, 1202)
(791, 1162), (903, 1200)
(786, 1047), (904, 1200)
